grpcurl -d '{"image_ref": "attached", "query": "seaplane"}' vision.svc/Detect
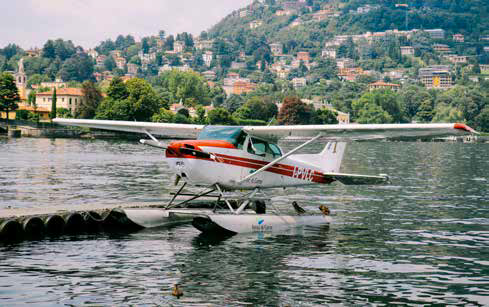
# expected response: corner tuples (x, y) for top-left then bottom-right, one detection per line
(53, 118), (477, 235)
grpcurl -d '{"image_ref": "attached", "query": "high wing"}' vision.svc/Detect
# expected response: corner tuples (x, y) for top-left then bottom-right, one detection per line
(54, 119), (477, 141)
(53, 118), (204, 139)
(243, 123), (477, 141)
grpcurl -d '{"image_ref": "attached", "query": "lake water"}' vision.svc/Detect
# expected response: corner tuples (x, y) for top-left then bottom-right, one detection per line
(0, 138), (488, 305)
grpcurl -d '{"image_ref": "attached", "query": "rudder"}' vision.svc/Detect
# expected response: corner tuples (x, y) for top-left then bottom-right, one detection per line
(319, 142), (346, 173)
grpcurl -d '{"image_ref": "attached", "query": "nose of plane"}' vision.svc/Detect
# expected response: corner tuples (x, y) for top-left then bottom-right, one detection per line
(166, 142), (182, 157)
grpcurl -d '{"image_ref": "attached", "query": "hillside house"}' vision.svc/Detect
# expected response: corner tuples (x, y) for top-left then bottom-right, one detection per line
(203, 51), (213, 67)
(36, 88), (85, 114)
(297, 51), (310, 62)
(321, 48), (336, 59)
(443, 55), (468, 64)
(292, 77), (306, 88)
(368, 81), (401, 92)
(453, 34), (464, 42)
(270, 43), (283, 55)
(400, 46), (415, 56)
(336, 58), (354, 69)
(433, 44), (451, 53)
(174, 41), (185, 53)
(249, 20), (263, 29)
(419, 65), (453, 89)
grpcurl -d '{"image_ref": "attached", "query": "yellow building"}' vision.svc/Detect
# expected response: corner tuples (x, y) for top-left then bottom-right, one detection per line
(36, 88), (85, 115)
(418, 65), (453, 89)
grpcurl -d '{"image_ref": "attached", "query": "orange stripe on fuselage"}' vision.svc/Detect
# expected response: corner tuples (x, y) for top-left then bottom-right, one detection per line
(165, 140), (236, 158)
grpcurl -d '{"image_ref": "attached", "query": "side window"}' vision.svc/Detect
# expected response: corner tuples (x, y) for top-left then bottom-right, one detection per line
(269, 143), (282, 157)
(247, 138), (280, 157)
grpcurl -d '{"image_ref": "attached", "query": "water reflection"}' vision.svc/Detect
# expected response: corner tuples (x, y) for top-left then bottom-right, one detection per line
(0, 139), (488, 305)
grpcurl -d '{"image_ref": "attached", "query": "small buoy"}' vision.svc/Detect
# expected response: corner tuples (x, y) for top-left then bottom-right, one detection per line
(319, 205), (330, 216)
(22, 217), (45, 238)
(171, 284), (183, 298)
(44, 215), (65, 236)
(63, 212), (85, 233)
(0, 219), (23, 242)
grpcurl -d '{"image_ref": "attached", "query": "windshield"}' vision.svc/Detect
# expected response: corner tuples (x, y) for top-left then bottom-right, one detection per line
(197, 126), (244, 146)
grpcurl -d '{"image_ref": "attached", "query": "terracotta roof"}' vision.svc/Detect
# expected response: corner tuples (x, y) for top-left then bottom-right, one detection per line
(369, 81), (401, 87)
(36, 88), (84, 96)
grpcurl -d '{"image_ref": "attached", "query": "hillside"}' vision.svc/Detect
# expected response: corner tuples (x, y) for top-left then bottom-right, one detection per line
(209, 0), (489, 43)
(1, 0), (488, 132)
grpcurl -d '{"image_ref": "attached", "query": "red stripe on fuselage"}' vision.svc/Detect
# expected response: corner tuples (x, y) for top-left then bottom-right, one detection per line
(167, 151), (334, 184)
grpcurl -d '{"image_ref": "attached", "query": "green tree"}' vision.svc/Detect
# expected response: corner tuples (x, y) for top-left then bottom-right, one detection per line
(107, 77), (129, 100)
(152, 108), (175, 123)
(356, 103), (393, 124)
(235, 96), (278, 122)
(223, 94), (244, 113)
(28, 91), (37, 107)
(56, 107), (72, 118)
(474, 106), (489, 132)
(104, 56), (116, 71)
(60, 53), (94, 82)
(156, 70), (212, 105)
(96, 78), (160, 121)
(432, 103), (463, 123)
(277, 96), (315, 125)
(50, 88), (57, 119)
(0, 72), (20, 128)
(416, 99), (435, 122)
(196, 106), (207, 124)
(316, 108), (339, 124)
(352, 90), (402, 122)
(208, 107), (235, 125)
(77, 81), (103, 119)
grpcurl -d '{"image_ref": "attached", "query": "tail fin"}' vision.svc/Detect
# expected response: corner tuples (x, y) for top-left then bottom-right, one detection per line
(318, 142), (346, 173)
(290, 142), (346, 173)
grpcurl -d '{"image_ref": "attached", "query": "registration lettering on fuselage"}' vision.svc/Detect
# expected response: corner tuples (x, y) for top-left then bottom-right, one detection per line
(292, 166), (314, 182)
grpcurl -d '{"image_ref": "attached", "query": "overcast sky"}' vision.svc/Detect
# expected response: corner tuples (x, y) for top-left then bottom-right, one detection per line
(1, 0), (251, 49)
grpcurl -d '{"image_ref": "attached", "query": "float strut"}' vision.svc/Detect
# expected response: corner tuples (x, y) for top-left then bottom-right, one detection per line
(166, 182), (187, 209)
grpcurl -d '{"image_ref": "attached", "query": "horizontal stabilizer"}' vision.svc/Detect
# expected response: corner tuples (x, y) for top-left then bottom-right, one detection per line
(325, 172), (389, 185)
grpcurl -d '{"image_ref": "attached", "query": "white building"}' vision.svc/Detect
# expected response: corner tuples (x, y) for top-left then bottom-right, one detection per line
(292, 77), (306, 88)
(322, 48), (337, 59)
(400, 46), (415, 56)
(202, 51), (213, 67)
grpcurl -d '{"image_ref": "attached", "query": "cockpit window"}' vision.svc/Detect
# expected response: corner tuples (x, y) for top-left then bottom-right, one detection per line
(197, 126), (243, 146)
(269, 143), (282, 157)
(248, 137), (282, 157)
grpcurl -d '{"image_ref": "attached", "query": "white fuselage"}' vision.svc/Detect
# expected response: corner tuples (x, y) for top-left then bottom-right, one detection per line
(165, 146), (330, 190)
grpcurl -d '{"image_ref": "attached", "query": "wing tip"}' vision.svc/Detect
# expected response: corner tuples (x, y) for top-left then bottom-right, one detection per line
(454, 123), (478, 134)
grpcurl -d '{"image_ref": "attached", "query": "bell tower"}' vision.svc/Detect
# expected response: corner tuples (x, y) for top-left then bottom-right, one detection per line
(14, 58), (27, 101)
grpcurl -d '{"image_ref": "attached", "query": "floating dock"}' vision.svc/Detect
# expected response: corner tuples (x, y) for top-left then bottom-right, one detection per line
(0, 202), (183, 243)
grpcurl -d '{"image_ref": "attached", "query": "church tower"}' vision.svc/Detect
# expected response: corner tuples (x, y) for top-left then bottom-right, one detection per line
(14, 58), (27, 101)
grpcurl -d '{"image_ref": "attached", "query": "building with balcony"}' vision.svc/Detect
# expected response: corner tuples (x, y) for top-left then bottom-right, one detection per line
(418, 65), (453, 89)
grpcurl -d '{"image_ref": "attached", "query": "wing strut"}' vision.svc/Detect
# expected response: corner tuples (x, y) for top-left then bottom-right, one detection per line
(140, 130), (167, 149)
(238, 134), (323, 184)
